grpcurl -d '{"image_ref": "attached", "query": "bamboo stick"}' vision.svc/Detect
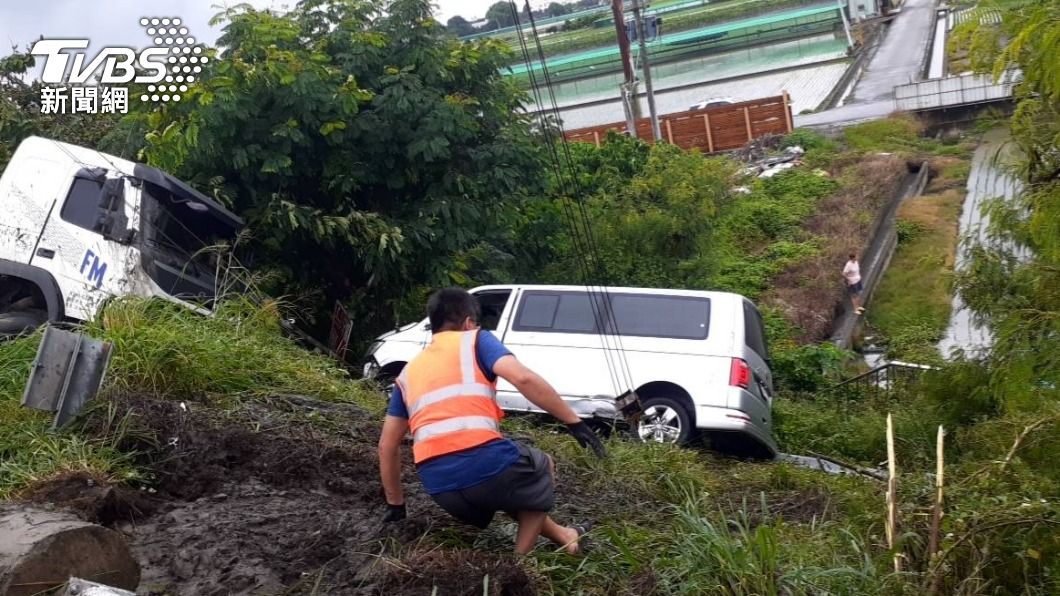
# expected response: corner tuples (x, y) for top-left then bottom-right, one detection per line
(927, 426), (945, 594)
(743, 106), (753, 142)
(886, 413), (901, 572)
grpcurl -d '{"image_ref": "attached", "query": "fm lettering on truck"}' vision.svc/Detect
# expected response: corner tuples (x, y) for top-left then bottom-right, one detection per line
(80, 249), (107, 289)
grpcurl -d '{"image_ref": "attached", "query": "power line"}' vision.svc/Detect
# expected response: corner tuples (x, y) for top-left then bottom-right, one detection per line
(508, 1), (639, 401)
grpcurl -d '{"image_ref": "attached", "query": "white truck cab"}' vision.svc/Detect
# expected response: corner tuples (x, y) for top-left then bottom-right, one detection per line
(0, 136), (243, 334)
(364, 284), (778, 456)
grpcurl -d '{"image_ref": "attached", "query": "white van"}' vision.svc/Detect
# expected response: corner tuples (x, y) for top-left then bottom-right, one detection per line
(363, 285), (777, 456)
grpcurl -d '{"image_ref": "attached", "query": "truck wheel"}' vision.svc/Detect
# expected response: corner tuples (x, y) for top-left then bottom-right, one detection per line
(637, 396), (694, 445)
(0, 309), (47, 337)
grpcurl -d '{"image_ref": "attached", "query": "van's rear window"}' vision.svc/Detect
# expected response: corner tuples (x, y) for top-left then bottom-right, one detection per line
(513, 291), (710, 340)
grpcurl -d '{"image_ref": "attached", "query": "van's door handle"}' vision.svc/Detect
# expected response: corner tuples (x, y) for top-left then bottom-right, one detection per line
(36, 248), (55, 259)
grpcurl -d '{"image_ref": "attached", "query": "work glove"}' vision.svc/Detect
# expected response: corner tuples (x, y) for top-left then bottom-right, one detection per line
(566, 421), (608, 459)
(382, 502), (406, 523)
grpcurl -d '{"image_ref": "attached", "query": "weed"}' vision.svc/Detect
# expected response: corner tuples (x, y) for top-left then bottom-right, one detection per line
(86, 297), (374, 406)
(896, 220), (926, 244)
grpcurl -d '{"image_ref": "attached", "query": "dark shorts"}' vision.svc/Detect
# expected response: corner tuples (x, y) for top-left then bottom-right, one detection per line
(847, 280), (863, 295)
(430, 442), (555, 529)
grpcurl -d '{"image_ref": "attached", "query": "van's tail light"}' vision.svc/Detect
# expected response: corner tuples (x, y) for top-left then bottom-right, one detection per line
(729, 358), (751, 389)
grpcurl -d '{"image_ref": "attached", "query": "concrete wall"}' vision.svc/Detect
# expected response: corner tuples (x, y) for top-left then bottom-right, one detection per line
(830, 161), (930, 349)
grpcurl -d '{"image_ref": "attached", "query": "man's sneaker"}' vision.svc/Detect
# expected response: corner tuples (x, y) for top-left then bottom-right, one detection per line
(856, 307), (866, 314)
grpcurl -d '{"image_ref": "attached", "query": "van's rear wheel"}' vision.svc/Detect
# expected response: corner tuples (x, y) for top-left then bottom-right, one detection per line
(637, 396), (694, 445)
(0, 309), (47, 338)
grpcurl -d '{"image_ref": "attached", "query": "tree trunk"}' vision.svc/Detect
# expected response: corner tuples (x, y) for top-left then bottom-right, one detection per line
(0, 505), (139, 596)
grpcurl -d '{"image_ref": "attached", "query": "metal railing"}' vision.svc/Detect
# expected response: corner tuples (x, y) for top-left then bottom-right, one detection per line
(832, 360), (939, 395)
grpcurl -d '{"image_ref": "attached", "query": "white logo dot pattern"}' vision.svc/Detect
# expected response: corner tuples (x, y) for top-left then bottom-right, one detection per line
(139, 15), (209, 104)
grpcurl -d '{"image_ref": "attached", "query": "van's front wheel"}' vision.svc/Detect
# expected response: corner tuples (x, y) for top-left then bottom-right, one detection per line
(637, 396), (694, 445)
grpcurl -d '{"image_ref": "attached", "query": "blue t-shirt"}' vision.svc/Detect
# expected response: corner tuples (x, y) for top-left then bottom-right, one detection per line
(387, 330), (520, 494)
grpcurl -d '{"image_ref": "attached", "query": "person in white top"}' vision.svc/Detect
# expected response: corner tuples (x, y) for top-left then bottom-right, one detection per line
(843, 252), (865, 314)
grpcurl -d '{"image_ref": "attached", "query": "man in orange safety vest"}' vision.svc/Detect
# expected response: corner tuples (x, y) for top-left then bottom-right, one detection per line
(378, 287), (607, 555)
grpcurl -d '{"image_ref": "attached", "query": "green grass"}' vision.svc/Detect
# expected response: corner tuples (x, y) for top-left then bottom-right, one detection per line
(868, 189), (966, 362)
(85, 297), (369, 403)
(842, 116), (975, 158)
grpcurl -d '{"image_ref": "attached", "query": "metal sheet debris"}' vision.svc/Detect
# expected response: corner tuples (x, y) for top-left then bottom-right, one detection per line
(21, 326), (113, 428)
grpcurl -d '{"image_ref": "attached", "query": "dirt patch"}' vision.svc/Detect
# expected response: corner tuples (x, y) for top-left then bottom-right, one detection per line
(20, 472), (159, 525)
(370, 549), (538, 596)
(133, 479), (380, 594)
(716, 486), (834, 527)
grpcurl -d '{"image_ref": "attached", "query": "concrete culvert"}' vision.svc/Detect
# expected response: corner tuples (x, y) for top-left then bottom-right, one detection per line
(0, 505), (140, 596)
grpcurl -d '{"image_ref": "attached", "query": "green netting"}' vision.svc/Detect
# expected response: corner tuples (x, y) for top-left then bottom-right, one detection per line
(506, 4), (842, 84)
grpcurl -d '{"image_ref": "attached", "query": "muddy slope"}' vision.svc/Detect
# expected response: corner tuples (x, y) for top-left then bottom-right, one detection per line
(27, 394), (535, 595)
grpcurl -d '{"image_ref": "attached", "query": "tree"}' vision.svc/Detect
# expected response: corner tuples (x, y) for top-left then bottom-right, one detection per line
(484, 1), (516, 29)
(949, 0), (1060, 414)
(445, 15), (475, 37)
(140, 0), (545, 337)
(547, 2), (571, 17)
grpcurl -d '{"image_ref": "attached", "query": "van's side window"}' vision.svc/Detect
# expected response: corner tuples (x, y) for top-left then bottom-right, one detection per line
(610, 294), (710, 339)
(513, 291), (709, 339)
(60, 177), (105, 232)
(515, 293), (560, 329)
(514, 292), (599, 332)
(743, 301), (769, 360)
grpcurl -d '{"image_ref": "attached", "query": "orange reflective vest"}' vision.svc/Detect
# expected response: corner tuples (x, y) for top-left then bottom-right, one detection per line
(396, 330), (505, 464)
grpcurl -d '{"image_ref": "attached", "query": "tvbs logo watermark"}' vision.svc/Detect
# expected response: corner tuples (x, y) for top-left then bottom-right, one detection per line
(31, 16), (209, 115)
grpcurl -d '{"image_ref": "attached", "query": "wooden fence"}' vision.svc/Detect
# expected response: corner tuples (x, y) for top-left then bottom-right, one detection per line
(564, 93), (794, 153)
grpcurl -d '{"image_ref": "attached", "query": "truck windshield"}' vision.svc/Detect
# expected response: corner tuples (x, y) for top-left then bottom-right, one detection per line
(139, 183), (239, 304)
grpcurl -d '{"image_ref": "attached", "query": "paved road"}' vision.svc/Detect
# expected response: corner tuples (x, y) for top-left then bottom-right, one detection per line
(794, 99), (894, 127)
(850, 0), (938, 102)
(938, 129), (1023, 358)
(795, 0), (938, 128)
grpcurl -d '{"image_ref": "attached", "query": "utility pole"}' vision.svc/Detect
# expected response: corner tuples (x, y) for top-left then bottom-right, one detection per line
(610, 0), (638, 137)
(631, 0), (662, 141)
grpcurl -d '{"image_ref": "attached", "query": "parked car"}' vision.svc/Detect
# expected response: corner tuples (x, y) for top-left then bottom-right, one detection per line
(688, 97), (736, 111)
(363, 284), (777, 456)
